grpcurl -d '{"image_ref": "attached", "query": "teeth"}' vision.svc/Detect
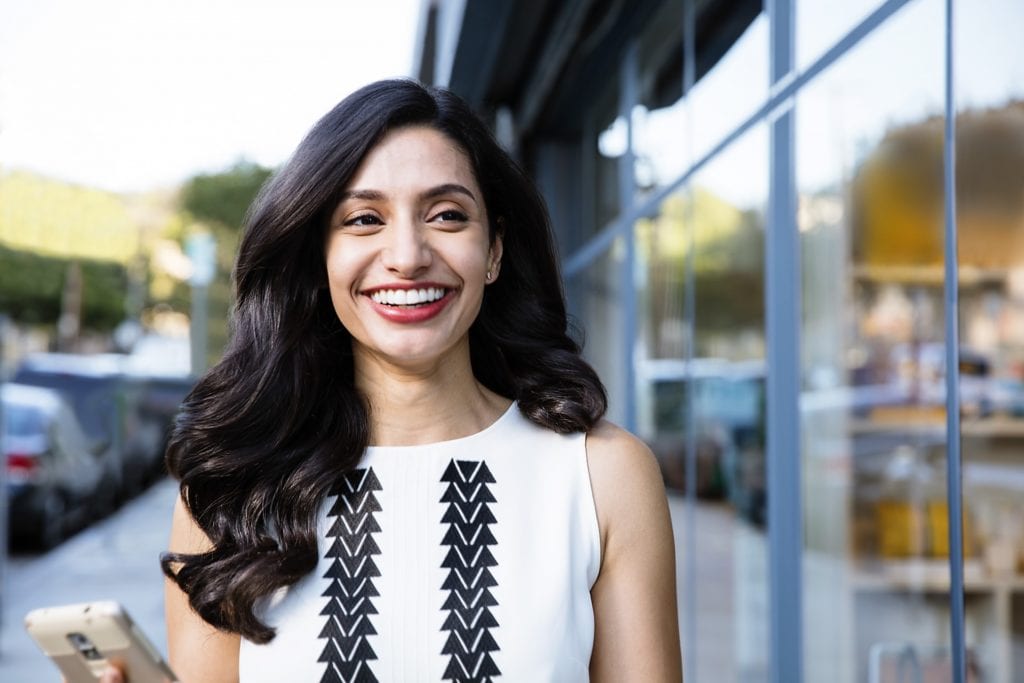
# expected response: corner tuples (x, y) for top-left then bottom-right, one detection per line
(370, 288), (446, 306)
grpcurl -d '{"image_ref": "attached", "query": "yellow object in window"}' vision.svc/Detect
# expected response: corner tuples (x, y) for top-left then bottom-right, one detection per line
(876, 500), (926, 558)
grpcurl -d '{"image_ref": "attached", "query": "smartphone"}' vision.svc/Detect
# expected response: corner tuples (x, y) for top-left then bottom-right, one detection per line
(24, 601), (178, 683)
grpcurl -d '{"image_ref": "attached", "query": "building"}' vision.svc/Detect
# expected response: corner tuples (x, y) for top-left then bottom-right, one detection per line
(416, 0), (1024, 681)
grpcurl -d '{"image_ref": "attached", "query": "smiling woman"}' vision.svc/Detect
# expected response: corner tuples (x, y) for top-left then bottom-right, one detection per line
(157, 80), (680, 682)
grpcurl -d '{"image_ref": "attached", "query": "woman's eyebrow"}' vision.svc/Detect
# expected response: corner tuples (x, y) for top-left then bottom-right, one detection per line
(421, 183), (478, 204)
(338, 188), (386, 202)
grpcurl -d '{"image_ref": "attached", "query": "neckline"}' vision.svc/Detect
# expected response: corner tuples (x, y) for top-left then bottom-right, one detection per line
(365, 400), (519, 453)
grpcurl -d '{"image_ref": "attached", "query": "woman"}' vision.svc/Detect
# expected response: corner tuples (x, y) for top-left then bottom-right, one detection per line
(160, 79), (681, 682)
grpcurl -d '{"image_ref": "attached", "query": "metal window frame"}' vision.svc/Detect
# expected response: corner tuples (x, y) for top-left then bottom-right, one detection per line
(942, 0), (967, 680)
(765, 0), (802, 681)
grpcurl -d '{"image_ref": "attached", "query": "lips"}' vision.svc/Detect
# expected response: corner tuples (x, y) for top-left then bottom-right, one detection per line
(362, 283), (457, 323)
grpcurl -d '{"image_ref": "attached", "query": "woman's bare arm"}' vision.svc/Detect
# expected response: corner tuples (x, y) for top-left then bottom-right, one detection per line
(165, 494), (241, 683)
(587, 421), (683, 682)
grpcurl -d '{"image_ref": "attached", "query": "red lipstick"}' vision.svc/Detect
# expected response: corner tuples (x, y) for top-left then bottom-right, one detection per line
(363, 282), (456, 324)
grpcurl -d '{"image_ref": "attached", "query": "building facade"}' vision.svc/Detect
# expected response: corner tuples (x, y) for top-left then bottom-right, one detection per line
(416, 1), (1024, 681)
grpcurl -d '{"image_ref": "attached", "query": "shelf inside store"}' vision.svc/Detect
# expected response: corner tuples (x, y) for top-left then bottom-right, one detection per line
(852, 264), (1008, 286)
(852, 559), (1024, 593)
(849, 416), (1024, 439)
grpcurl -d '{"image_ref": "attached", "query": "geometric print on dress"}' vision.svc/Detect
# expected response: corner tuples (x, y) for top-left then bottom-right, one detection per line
(439, 459), (500, 682)
(318, 467), (382, 683)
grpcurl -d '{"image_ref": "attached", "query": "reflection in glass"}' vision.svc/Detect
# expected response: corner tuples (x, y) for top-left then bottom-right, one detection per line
(635, 126), (769, 682)
(796, 0), (882, 70)
(689, 12), (767, 165)
(588, 76), (623, 234)
(797, 1), (958, 680)
(577, 240), (627, 427)
(632, 0), (686, 195)
(956, 2), (1024, 681)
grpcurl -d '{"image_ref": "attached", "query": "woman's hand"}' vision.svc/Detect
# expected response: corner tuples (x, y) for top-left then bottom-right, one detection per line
(98, 665), (125, 683)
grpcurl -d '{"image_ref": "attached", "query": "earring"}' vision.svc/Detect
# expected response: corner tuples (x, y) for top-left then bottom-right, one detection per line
(486, 270), (493, 282)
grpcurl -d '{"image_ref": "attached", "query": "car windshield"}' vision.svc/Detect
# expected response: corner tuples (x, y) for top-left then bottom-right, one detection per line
(11, 370), (118, 441)
(2, 404), (48, 437)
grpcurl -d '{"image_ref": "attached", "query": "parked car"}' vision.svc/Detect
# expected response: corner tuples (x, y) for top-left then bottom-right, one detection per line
(13, 352), (193, 495)
(3, 383), (114, 548)
(638, 357), (766, 524)
(13, 354), (160, 499)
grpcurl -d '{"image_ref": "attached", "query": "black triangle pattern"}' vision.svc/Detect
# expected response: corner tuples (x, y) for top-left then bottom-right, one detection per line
(440, 459), (500, 682)
(318, 467), (381, 683)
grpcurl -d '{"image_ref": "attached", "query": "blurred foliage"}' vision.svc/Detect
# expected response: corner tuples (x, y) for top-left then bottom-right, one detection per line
(0, 244), (127, 329)
(0, 171), (139, 262)
(180, 160), (273, 231)
(637, 188), (765, 359)
(178, 160), (274, 367)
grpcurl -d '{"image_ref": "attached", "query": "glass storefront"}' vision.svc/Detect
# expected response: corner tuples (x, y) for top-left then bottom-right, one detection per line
(499, 0), (1024, 679)
(955, 2), (1024, 681)
(797, 1), (953, 680)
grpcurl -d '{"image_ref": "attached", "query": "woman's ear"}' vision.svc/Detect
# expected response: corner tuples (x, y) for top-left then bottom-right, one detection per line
(488, 218), (504, 282)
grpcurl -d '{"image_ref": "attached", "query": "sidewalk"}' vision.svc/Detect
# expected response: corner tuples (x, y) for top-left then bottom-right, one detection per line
(0, 478), (178, 681)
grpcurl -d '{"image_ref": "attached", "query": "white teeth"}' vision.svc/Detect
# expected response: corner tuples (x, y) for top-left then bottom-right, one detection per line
(370, 288), (447, 306)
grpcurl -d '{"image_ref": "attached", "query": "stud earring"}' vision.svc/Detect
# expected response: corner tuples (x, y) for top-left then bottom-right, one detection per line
(486, 270), (493, 282)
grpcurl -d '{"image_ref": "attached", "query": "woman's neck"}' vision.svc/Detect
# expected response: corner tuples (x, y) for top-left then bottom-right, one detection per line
(353, 343), (511, 447)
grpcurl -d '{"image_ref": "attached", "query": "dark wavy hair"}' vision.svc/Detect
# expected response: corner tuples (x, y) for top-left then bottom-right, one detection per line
(160, 79), (607, 643)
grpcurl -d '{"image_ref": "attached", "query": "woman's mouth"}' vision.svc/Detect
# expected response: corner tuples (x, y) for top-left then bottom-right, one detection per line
(364, 285), (456, 323)
(369, 287), (449, 307)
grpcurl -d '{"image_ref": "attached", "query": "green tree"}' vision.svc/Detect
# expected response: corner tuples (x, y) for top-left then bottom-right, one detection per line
(180, 160), (273, 230)
(178, 160), (275, 366)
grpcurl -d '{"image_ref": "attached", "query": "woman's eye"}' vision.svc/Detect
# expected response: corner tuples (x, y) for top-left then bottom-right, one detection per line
(344, 214), (382, 227)
(434, 209), (468, 223)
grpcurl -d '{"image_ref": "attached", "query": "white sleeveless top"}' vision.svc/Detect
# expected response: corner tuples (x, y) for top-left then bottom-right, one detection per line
(239, 402), (601, 682)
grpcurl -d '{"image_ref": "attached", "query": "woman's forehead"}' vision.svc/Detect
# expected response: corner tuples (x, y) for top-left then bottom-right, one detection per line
(345, 126), (479, 195)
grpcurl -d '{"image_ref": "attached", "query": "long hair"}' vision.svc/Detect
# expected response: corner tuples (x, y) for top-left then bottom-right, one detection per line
(160, 79), (606, 643)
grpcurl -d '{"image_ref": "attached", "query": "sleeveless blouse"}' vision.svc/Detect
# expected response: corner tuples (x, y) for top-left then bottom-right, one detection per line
(238, 403), (602, 682)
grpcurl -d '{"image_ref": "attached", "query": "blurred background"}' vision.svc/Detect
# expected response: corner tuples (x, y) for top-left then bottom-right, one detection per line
(2, 0), (1023, 681)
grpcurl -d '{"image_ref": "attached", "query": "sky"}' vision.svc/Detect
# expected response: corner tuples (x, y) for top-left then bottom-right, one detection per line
(1, 0), (1021, 202)
(0, 0), (421, 192)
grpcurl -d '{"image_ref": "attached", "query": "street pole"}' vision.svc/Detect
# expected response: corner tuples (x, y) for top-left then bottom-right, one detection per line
(186, 233), (216, 378)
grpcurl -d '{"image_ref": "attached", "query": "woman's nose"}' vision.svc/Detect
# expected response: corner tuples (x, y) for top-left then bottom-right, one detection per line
(380, 219), (432, 277)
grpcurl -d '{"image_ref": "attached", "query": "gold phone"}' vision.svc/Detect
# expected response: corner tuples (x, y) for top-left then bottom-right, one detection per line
(24, 601), (178, 682)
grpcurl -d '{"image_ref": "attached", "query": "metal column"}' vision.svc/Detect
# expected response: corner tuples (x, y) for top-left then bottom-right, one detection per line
(766, 0), (803, 682)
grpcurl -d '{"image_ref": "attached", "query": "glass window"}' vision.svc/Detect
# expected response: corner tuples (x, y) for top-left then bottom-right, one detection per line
(585, 75), (624, 236)
(632, 0), (687, 196)
(634, 124), (769, 681)
(689, 12), (768, 165)
(796, 1), (955, 680)
(796, 0), (884, 71)
(575, 238), (628, 427)
(956, 2), (1024, 681)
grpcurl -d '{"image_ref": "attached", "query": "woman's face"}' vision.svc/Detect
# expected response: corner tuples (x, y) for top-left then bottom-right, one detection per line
(326, 125), (502, 370)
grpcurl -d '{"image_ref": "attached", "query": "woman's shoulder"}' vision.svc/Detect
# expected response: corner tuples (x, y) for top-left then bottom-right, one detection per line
(585, 420), (667, 545)
(585, 420), (660, 480)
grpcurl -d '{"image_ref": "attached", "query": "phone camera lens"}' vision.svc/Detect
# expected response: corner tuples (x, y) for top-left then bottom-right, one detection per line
(65, 632), (103, 661)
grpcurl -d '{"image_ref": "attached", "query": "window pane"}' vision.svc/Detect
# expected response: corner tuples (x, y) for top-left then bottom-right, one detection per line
(575, 239), (628, 427)
(796, 0), (884, 71)
(690, 12), (768, 165)
(797, 1), (952, 680)
(956, 1), (1024, 681)
(636, 125), (769, 682)
(633, 0), (686, 196)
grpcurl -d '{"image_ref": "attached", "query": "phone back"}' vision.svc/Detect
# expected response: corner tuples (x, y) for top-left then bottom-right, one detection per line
(25, 601), (178, 683)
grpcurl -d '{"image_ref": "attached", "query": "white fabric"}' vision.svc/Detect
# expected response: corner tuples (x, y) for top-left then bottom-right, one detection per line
(239, 402), (601, 682)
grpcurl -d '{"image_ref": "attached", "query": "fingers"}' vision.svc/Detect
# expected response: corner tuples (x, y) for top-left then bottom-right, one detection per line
(99, 666), (125, 683)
